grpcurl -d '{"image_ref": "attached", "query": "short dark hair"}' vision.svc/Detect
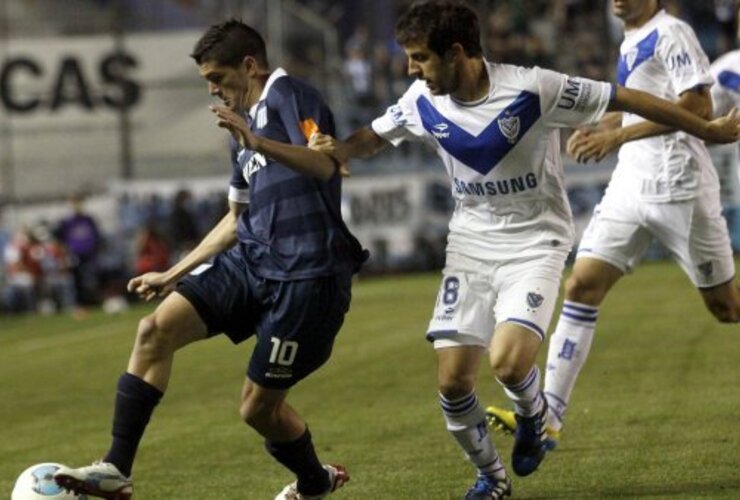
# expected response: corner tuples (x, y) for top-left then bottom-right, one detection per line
(395, 0), (483, 58)
(191, 19), (268, 68)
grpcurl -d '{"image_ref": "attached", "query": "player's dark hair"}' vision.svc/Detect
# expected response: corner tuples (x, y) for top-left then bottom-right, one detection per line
(395, 0), (483, 58)
(191, 19), (268, 68)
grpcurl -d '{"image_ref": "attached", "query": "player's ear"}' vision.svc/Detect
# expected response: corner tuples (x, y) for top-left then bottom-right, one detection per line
(242, 55), (257, 75)
(445, 43), (464, 63)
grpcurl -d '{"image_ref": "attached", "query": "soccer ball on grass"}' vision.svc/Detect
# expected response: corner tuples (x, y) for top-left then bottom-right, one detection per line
(11, 463), (87, 500)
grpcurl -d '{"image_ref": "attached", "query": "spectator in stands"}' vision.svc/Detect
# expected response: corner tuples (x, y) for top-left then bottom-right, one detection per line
(35, 221), (78, 315)
(133, 222), (171, 276)
(55, 194), (101, 306)
(169, 189), (200, 259)
(2, 227), (43, 313)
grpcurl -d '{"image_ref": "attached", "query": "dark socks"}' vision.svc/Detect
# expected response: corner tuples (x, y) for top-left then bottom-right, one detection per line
(265, 429), (330, 495)
(103, 373), (163, 477)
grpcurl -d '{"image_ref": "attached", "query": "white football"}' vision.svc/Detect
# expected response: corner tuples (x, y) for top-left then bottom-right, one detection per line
(11, 463), (88, 500)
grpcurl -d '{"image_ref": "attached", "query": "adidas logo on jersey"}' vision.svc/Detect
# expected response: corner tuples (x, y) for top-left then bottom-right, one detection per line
(432, 123), (450, 139)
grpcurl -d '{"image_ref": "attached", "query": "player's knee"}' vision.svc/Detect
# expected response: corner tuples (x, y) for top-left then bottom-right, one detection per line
(706, 299), (740, 323)
(437, 372), (476, 400)
(564, 272), (605, 304)
(490, 359), (528, 385)
(239, 397), (275, 429)
(134, 314), (175, 359)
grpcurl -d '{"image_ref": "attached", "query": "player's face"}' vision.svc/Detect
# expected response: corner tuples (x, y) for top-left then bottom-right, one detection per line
(612, 0), (658, 23)
(198, 61), (250, 111)
(403, 40), (457, 95)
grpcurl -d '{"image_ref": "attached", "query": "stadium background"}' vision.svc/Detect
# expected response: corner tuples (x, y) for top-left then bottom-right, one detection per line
(0, 0), (738, 314)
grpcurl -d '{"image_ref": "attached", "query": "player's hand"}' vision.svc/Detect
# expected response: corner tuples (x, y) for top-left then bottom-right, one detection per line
(309, 132), (351, 177)
(127, 272), (174, 302)
(567, 128), (623, 163)
(210, 105), (259, 149)
(705, 107), (740, 144)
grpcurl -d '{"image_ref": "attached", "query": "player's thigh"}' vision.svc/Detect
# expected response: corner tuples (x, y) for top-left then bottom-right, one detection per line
(662, 193), (736, 288)
(493, 251), (567, 344)
(248, 272), (353, 390)
(148, 291), (209, 350)
(427, 252), (496, 349)
(436, 345), (485, 396)
(577, 191), (652, 273)
(175, 246), (261, 342)
(488, 321), (542, 381)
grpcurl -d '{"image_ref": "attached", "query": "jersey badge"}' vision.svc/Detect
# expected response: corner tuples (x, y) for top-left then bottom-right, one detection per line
(498, 113), (520, 144)
(526, 291), (544, 308)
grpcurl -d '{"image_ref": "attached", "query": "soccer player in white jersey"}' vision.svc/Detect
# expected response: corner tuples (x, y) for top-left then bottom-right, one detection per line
(309, 1), (739, 498)
(488, 0), (740, 452)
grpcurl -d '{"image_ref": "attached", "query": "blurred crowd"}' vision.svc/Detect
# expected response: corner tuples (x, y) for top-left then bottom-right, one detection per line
(0, 0), (737, 316)
(0, 191), (227, 316)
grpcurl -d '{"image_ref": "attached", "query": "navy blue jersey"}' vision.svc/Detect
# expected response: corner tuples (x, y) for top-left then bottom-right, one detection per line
(228, 68), (367, 280)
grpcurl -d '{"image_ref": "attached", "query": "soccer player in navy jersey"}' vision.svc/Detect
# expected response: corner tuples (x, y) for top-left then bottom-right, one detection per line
(307, 1), (739, 498)
(54, 20), (366, 500)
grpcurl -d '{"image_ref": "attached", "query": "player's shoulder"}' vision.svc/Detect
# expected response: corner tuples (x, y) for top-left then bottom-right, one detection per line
(654, 10), (699, 40)
(267, 71), (326, 106)
(489, 62), (543, 92)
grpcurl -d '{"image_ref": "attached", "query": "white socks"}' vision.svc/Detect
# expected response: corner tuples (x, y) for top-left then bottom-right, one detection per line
(440, 392), (507, 480)
(497, 365), (544, 418)
(543, 300), (599, 431)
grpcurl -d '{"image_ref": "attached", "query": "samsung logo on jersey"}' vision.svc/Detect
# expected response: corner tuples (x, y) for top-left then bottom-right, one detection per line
(242, 152), (268, 180)
(453, 173), (537, 196)
(432, 123), (450, 139)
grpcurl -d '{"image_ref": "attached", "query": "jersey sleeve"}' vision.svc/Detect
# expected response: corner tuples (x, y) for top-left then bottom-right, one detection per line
(371, 82), (429, 146)
(272, 81), (336, 147)
(228, 138), (250, 204)
(537, 68), (614, 128)
(657, 23), (713, 95)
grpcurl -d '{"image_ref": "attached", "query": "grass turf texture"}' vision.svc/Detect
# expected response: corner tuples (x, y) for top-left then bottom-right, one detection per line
(1, 259), (739, 499)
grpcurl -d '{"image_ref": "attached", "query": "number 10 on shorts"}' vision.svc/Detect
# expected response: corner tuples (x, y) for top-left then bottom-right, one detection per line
(269, 337), (299, 366)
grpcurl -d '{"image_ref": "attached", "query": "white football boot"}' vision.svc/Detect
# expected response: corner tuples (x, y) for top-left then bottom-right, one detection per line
(53, 461), (133, 500)
(275, 464), (349, 500)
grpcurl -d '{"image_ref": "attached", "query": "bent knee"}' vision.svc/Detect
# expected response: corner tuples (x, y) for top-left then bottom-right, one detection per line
(135, 314), (175, 356)
(490, 357), (530, 385)
(564, 273), (608, 304)
(240, 398), (276, 428)
(437, 372), (477, 400)
(707, 300), (740, 323)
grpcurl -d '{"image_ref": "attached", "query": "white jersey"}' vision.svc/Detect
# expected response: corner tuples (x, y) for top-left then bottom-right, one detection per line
(371, 61), (612, 260)
(614, 9), (715, 202)
(710, 49), (740, 117)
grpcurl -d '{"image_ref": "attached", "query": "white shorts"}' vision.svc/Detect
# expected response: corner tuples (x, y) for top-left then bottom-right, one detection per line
(577, 186), (735, 288)
(427, 249), (568, 349)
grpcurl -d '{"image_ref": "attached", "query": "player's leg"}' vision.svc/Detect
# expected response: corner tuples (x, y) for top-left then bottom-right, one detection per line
(667, 190), (740, 323)
(54, 292), (208, 499)
(427, 256), (511, 499)
(543, 256), (623, 433)
(543, 194), (649, 437)
(437, 345), (512, 499)
(246, 272), (352, 499)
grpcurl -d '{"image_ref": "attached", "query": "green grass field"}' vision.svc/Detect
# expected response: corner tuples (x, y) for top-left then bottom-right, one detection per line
(2, 260), (739, 499)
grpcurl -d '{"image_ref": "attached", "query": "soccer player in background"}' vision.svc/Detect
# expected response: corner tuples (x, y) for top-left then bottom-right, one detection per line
(488, 0), (740, 451)
(308, 1), (740, 498)
(709, 6), (740, 186)
(54, 20), (367, 500)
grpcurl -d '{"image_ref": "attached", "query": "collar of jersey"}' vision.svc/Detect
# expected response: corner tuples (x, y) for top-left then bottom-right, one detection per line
(249, 67), (288, 119)
(624, 9), (666, 38)
(449, 60), (494, 108)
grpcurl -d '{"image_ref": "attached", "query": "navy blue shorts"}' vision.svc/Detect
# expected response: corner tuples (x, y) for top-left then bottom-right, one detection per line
(176, 246), (352, 389)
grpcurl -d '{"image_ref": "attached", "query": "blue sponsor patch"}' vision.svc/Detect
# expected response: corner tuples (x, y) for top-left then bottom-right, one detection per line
(558, 339), (577, 360)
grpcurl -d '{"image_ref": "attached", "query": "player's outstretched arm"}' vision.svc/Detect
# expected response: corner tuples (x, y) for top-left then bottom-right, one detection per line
(608, 86), (740, 144)
(127, 201), (245, 301)
(309, 127), (390, 163)
(211, 105), (339, 181)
